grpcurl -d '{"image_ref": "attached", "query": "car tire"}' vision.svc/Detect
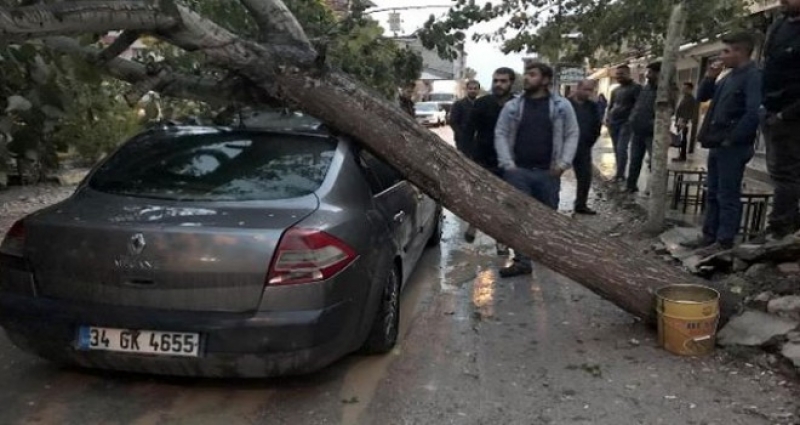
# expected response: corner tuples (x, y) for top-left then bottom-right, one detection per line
(426, 207), (443, 247)
(361, 265), (401, 354)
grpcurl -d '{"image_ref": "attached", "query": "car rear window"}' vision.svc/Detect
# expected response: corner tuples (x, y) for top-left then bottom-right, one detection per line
(89, 131), (337, 201)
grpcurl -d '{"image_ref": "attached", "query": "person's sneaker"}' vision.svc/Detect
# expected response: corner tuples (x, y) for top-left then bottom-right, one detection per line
(464, 226), (476, 243)
(499, 262), (533, 278)
(680, 236), (715, 249)
(496, 244), (509, 256)
(613, 176), (626, 183)
(575, 206), (598, 215)
(695, 242), (733, 258)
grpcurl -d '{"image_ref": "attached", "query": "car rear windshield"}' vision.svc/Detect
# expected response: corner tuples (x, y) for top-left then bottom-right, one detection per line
(89, 131), (337, 201)
(415, 103), (438, 112)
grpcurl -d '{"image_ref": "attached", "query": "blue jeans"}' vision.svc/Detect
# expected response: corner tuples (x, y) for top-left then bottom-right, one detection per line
(627, 131), (653, 191)
(503, 168), (561, 268)
(609, 122), (632, 179)
(702, 144), (755, 245)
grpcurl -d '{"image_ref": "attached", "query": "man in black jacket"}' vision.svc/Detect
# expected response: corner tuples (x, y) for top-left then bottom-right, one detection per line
(605, 65), (642, 182)
(673, 82), (698, 162)
(462, 67), (515, 252)
(684, 33), (762, 257)
(755, 0), (800, 242)
(626, 62), (662, 193)
(450, 80), (481, 155)
(570, 79), (602, 214)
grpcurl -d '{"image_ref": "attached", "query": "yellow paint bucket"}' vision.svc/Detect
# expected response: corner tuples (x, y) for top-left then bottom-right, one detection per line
(656, 284), (720, 356)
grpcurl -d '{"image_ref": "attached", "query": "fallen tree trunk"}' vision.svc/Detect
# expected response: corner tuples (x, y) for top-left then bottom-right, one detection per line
(0, 0), (741, 325)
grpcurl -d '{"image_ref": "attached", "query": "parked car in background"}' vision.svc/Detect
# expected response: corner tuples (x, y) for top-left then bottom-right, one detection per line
(414, 102), (446, 127)
(0, 112), (442, 378)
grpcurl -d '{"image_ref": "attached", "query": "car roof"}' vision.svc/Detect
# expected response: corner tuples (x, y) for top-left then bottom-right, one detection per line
(141, 124), (331, 139)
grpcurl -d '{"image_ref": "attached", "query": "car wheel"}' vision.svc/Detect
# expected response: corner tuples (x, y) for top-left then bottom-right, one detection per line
(426, 207), (443, 247)
(361, 265), (400, 354)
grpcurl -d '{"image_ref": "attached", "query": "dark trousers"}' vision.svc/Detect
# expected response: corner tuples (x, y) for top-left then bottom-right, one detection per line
(609, 122), (632, 179)
(677, 127), (689, 159)
(626, 131), (653, 191)
(702, 144), (754, 245)
(765, 120), (800, 235)
(504, 168), (561, 267)
(573, 145), (593, 209)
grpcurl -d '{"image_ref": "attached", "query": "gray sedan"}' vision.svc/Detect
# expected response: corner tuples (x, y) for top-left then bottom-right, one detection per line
(0, 122), (441, 377)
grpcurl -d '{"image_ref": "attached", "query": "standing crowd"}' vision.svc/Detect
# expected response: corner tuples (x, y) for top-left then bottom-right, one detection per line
(436, 0), (799, 276)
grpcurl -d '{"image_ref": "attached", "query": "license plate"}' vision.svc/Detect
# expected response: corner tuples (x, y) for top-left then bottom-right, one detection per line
(77, 326), (200, 357)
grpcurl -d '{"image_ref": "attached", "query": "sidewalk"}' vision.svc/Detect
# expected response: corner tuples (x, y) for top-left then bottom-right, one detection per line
(591, 130), (774, 227)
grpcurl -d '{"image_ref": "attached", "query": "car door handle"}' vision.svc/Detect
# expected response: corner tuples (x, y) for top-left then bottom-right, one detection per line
(394, 211), (406, 223)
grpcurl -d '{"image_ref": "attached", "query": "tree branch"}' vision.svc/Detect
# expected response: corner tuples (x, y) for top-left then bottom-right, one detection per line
(97, 30), (141, 63)
(41, 36), (275, 107)
(0, 1), (178, 42)
(238, 0), (310, 47)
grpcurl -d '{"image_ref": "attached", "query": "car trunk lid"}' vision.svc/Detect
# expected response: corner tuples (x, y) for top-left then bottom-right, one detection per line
(26, 191), (319, 312)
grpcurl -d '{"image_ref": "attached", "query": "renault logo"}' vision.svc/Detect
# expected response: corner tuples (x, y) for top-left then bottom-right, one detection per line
(128, 233), (146, 256)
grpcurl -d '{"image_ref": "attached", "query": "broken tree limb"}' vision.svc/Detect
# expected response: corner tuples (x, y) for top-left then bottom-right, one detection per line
(41, 36), (271, 106)
(97, 30), (141, 63)
(0, 0), (742, 325)
(0, 1), (177, 42)
(238, 0), (311, 47)
(123, 63), (170, 106)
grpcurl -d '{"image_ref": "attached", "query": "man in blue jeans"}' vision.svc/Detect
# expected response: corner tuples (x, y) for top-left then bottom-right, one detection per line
(683, 32), (762, 257)
(494, 62), (580, 277)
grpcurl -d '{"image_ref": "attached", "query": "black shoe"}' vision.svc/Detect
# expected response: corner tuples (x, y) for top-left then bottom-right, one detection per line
(695, 242), (733, 258)
(499, 263), (532, 278)
(613, 176), (626, 183)
(672, 157), (687, 162)
(680, 236), (715, 249)
(625, 187), (639, 194)
(575, 206), (598, 215)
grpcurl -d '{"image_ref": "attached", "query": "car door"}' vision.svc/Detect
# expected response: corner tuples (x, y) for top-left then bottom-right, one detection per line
(410, 184), (438, 242)
(357, 151), (418, 279)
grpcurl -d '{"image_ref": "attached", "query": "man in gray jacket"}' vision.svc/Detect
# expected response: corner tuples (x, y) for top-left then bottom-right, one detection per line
(494, 62), (580, 278)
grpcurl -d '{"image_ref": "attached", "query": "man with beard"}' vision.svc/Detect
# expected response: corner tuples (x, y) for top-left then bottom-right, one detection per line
(626, 62), (662, 193)
(450, 79), (481, 155)
(754, 0), (800, 243)
(461, 68), (515, 255)
(569, 79), (603, 215)
(605, 65), (642, 182)
(683, 32), (762, 257)
(494, 62), (580, 277)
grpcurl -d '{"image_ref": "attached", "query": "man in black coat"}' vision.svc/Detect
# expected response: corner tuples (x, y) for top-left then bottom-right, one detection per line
(569, 80), (603, 215)
(450, 80), (481, 155)
(461, 67), (515, 253)
(755, 0), (800, 242)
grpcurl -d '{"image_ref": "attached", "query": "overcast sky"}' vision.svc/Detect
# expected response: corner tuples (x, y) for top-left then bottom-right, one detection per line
(367, 0), (528, 87)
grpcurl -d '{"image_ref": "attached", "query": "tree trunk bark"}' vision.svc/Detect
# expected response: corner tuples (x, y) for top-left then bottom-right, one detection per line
(0, 0), (741, 325)
(645, 3), (687, 234)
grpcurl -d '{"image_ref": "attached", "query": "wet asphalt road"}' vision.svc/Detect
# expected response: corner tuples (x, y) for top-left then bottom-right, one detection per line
(0, 128), (798, 425)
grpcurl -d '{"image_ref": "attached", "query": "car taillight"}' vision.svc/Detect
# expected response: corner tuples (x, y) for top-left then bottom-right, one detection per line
(0, 220), (25, 257)
(267, 228), (357, 286)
